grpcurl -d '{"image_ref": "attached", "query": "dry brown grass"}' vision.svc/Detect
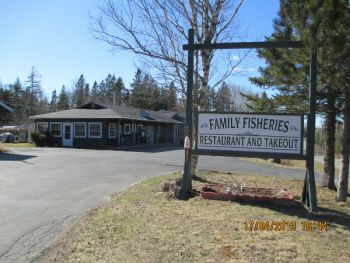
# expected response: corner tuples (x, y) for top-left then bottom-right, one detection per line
(38, 171), (350, 263)
(242, 157), (325, 174)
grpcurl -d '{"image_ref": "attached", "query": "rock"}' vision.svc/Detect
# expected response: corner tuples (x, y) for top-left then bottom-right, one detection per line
(160, 178), (182, 199)
(160, 182), (170, 192)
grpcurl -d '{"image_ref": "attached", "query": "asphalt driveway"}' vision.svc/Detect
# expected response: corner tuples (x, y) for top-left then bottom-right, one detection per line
(0, 146), (311, 262)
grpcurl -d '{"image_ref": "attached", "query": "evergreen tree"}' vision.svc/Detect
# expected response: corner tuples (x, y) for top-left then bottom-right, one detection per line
(84, 83), (90, 102)
(9, 78), (25, 123)
(0, 85), (12, 124)
(248, 0), (350, 191)
(57, 85), (70, 111)
(37, 97), (50, 114)
(167, 81), (177, 111)
(103, 74), (116, 104)
(150, 85), (161, 110)
(144, 73), (161, 110)
(49, 90), (58, 112)
(214, 82), (232, 112)
(91, 81), (99, 102)
(122, 89), (130, 105)
(128, 69), (149, 108)
(25, 66), (42, 116)
(99, 80), (106, 103)
(242, 91), (275, 112)
(74, 74), (86, 107)
(208, 87), (216, 111)
(114, 77), (126, 106)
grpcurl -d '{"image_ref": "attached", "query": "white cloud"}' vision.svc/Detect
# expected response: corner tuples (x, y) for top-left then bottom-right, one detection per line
(247, 67), (257, 71)
(230, 55), (240, 61)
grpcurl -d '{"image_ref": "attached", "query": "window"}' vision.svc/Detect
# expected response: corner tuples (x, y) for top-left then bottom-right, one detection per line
(137, 124), (143, 133)
(109, 123), (117, 138)
(50, 122), (61, 137)
(124, 123), (131, 135)
(74, 122), (86, 138)
(37, 122), (48, 134)
(89, 122), (102, 138)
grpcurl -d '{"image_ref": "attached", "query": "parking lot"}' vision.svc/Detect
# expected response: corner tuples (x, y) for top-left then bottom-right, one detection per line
(0, 146), (307, 262)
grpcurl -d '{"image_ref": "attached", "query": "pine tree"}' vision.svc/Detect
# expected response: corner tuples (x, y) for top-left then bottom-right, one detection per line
(57, 85), (70, 111)
(98, 80), (106, 103)
(25, 66), (42, 116)
(114, 77), (126, 106)
(214, 82), (232, 112)
(37, 97), (49, 114)
(248, 0), (350, 191)
(167, 81), (177, 111)
(0, 85), (12, 124)
(91, 81), (99, 102)
(74, 74), (86, 107)
(9, 78), (25, 123)
(84, 83), (90, 102)
(242, 91), (275, 112)
(49, 90), (58, 112)
(128, 69), (148, 108)
(122, 90), (130, 105)
(104, 74), (116, 104)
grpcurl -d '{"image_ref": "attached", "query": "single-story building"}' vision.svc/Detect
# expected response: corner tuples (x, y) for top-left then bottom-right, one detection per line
(29, 102), (184, 148)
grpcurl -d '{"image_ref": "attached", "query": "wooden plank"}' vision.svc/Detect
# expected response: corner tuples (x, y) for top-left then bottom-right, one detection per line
(183, 41), (303, 51)
(180, 29), (195, 200)
(193, 149), (307, 160)
(306, 49), (318, 212)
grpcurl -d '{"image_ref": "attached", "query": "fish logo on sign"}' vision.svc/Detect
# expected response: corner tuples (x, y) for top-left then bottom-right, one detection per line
(200, 123), (209, 128)
(290, 125), (298, 131)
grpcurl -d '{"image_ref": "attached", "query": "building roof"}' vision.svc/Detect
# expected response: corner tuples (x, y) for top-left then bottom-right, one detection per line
(29, 102), (184, 124)
(0, 100), (13, 112)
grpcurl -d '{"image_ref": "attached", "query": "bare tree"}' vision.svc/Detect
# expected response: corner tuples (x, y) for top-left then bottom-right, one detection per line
(228, 83), (254, 112)
(92, 0), (244, 97)
(91, 0), (245, 181)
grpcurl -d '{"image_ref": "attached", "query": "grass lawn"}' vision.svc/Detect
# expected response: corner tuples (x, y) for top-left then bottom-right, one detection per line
(242, 158), (325, 175)
(38, 171), (350, 263)
(0, 142), (34, 152)
(0, 142), (34, 148)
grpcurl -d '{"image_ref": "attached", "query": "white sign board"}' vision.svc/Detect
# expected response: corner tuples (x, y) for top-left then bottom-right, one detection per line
(197, 113), (303, 155)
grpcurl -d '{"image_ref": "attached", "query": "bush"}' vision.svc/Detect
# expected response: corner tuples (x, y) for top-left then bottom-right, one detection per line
(31, 131), (54, 147)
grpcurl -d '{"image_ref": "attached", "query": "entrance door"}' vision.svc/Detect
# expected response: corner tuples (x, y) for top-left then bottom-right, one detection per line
(147, 125), (154, 144)
(62, 123), (73, 147)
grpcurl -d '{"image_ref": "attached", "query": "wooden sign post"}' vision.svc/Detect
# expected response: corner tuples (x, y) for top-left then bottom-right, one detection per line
(180, 29), (318, 212)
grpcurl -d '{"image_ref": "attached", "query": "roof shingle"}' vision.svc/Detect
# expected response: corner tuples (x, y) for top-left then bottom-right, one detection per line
(29, 102), (184, 124)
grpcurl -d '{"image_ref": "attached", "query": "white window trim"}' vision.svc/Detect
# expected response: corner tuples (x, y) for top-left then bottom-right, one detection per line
(89, 122), (102, 138)
(37, 122), (48, 133)
(109, 123), (117, 138)
(74, 122), (87, 138)
(50, 122), (62, 137)
(124, 123), (131, 135)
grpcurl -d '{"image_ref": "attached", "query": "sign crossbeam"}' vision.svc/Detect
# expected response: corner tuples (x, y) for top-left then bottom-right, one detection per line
(183, 41), (303, 51)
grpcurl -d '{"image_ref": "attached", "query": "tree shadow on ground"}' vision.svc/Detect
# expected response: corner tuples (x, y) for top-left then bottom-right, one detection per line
(112, 145), (182, 153)
(0, 152), (37, 161)
(192, 174), (217, 184)
(237, 200), (350, 230)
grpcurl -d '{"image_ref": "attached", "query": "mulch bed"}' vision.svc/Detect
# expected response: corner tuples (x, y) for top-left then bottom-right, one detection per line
(200, 183), (295, 204)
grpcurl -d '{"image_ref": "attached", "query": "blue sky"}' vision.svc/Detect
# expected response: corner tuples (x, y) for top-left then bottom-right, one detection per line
(0, 0), (280, 98)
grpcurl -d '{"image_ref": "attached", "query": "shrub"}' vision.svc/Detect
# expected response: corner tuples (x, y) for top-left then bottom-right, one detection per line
(31, 131), (54, 147)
